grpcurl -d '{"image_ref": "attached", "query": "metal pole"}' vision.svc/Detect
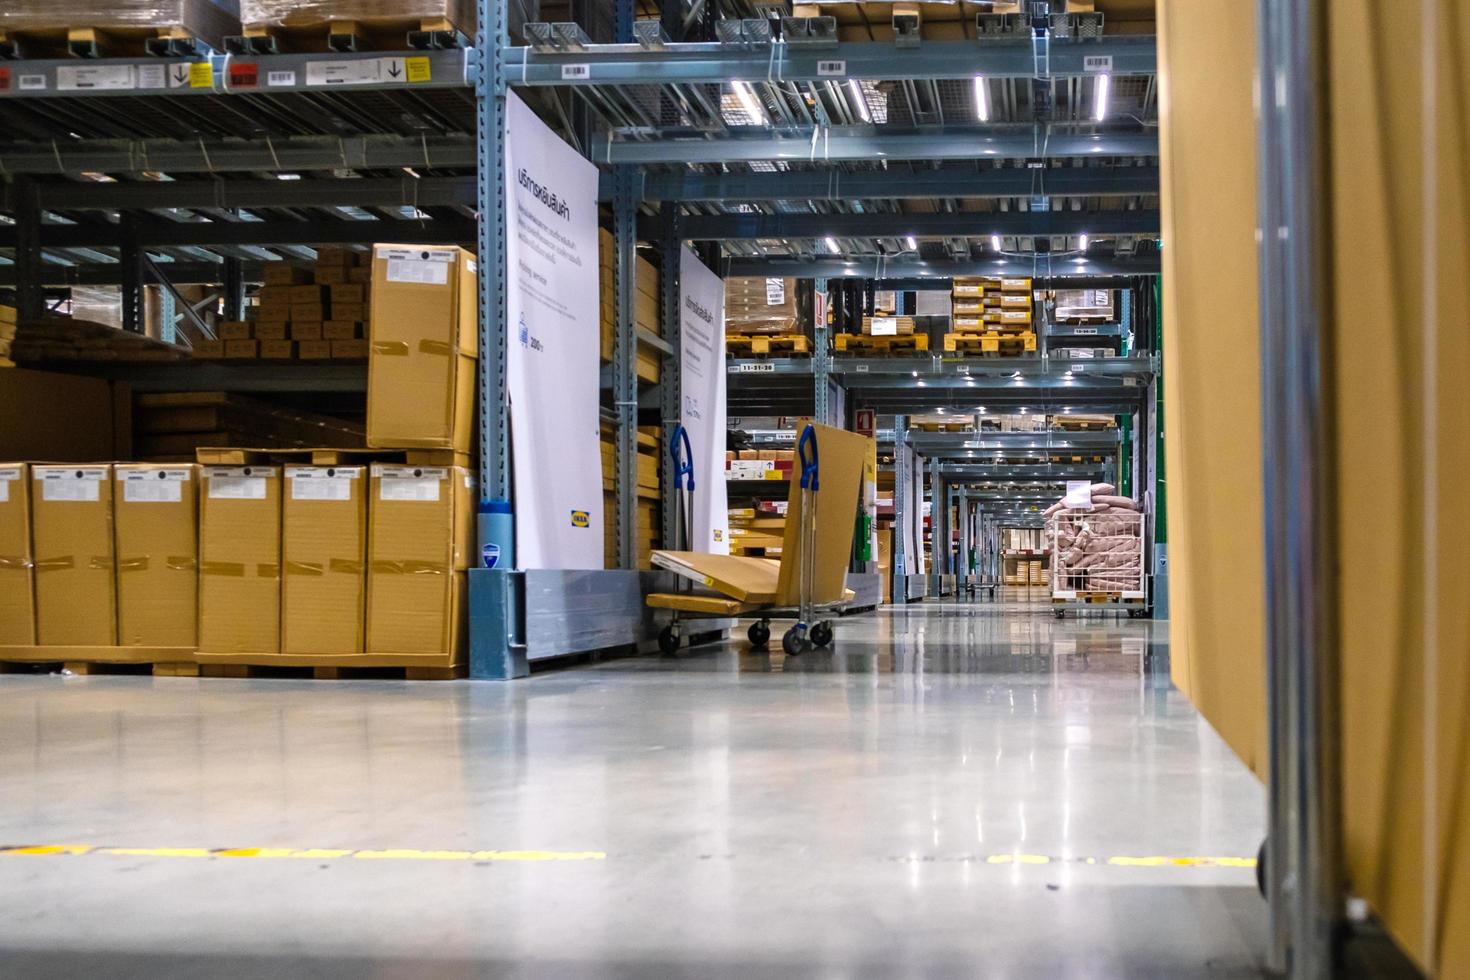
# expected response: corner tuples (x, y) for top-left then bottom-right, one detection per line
(813, 277), (831, 425)
(892, 414), (907, 604)
(612, 0), (637, 570)
(1255, 0), (1341, 975)
(659, 205), (683, 553)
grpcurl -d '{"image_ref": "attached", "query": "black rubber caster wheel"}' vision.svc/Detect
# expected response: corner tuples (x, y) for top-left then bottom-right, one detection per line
(1256, 838), (1267, 898)
(782, 626), (807, 656)
(747, 621), (771, 647)
(1054, 609), (1066, 620)
(657, 626), (681, 656)
(810, 621), (834, 648)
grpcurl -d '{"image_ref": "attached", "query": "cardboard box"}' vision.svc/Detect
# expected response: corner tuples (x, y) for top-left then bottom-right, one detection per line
(1000, 293), (1032, 309)
(998, 308), (1033, 325)
(32, 465), (115, 646)
(192, 339), (225, 359)
(219, 321), (253, 340)
(331, 339), (369, 359)
(199, 466), (280, 654)
(323, 320), (361, 340)
(263, 262), (310, 286)
(298, 340), (333, 360)
(113, 464), (197, 648)
(292, 302), (328, 323)
(367, 245), (478, 452)
(315, 247), (358, 268)
(314, 266), (348, 285)
(290, 284), (329, 305)
(290, 321), (323, 341)
(253, 320), (288, 341)
(283, 466), (366, 655)
(365, 465), (474, 662)
(330, 285), (366, 306)
(332, 302), (367, 324)
(348, 267), (372, 285)
(0, 464), (35, 645)
(225, 339), (259, 359)
(1000, 277), (1032, 293)
(259, 339), (296, 359)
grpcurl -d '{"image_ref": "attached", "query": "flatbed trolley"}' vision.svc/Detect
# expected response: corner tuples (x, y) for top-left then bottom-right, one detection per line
(651, 424), (849, 657)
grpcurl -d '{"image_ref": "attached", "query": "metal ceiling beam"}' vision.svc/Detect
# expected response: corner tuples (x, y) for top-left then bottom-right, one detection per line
(596, 127), (1158, 165)
(907, 431), (1121, 452)
(0, 261), (264, 287)
(622, 165), (1160, 203)
(931, 464), (1105, 479)
(0, 134), (476, 176)
(34, 176), (476, 212)
(684, 209), (1159, 241)
(503, 37), (1156, 85)
(728, 254), (1160, 277)
(0, 217), (475, 249)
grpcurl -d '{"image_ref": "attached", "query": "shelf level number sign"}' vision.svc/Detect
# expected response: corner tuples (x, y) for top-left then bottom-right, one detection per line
(737, 363), (776, 373)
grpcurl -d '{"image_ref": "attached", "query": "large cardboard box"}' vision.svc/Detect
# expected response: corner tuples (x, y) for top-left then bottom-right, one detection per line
(367, 245), (478, 452)
(0, 464), (35, 645)
(365, 465), (474, 662)
(283, 466), (366, 655)
(32, 465), (115, 646)
(114, 465), (198, 648)
(199, 466), (281, 654)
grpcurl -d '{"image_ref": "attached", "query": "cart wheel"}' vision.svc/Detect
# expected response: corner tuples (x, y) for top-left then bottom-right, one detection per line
(1256, 838), (1267, 899)
(810, 621), (834, 648)
(782, 626), (807, 656)
(1054, 609), (1066, 620)
(657, 626), (681, 656)
(747, 621), (771, 647)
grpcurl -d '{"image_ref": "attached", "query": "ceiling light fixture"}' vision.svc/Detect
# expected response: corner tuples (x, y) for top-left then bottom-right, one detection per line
(1078, 233), (1088, 252)
(848, 79), (872, 123)
(991, 234), (1002, 252)
(732, 80), (766, 124)
(1093, 73), (1111, 122)
(824, 236), (840, 254)
(973, 75), (989, 121)
(906, 235), (918, 251)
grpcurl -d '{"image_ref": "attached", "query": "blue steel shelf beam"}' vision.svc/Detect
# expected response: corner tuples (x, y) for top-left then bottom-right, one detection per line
(620, 165), (1160, 204)
(683, 209), (1159, 241)
(726, 254), (1160, 277)
(502, 37), (1156, 86)
(0, 218), (476, 250)
(32, 176), (479, 212)
(595, 127), (1157, 165)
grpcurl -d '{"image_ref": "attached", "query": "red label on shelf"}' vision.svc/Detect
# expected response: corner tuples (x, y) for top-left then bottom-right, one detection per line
(0, 69), (11, 92)
(229, 63), (259, 88)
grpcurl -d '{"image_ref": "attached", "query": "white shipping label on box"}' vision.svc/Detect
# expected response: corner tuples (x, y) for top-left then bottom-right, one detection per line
(38, 468), (106, 502)
(765, 278), (786, 305)
(1064, 481), (1094, 510)
(379, 247), (454, 286)
(207, 467), (270, 500)
(375, 466), (445, 502)
(288, 467), (360, 501)
(122, 469), (189, 504)
(870, 317), (898, 336)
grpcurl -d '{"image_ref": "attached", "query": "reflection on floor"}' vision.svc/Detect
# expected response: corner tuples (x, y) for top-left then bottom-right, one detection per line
(0, 600), (1266, 979)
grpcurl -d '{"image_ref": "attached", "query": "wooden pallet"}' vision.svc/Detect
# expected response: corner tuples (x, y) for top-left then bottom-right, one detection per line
(0, 645), (198, 676)
(194, 445), (469, 467)
(942, 332), (1037, 354)
(1050, 419), (1117, 431)
(198, 663), (462, 681)
(834, 333), (930, 354)
(0, 24), (220, 59)
(725, 333), (811, 356)
(227, 16), (468, 55)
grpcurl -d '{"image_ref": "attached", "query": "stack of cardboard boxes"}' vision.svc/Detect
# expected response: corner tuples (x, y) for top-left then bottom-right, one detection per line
(726, 446), (795, 482)
(193, 249), (372, 361)
(727, 500), (787, 558)
(946, 276), (1037, 355)
(724, 277), (799, 337)
(0, 244), (478, 676)
(600, 423), (661, 569)
(598, 229), (663, 383)
(0, 304), (15, 367)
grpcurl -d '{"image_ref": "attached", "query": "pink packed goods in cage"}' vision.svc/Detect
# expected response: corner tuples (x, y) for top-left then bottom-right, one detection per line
(1044, 483), (1146, 598)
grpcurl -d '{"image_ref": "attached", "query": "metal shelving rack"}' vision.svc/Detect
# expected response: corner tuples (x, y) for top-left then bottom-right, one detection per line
(0, 0), (1164, 674)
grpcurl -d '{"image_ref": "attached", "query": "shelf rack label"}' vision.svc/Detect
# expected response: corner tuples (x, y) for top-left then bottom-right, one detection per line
(736, 362), (776, 373)
(57, 64), (135, 92)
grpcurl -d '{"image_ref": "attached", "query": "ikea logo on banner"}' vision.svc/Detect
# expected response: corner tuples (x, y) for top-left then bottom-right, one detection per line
(570, 510), (590, 528)
(713, 530), (723, 542)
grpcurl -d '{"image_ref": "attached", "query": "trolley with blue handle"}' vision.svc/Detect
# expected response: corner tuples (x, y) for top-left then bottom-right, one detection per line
(652, 423), (845, 657)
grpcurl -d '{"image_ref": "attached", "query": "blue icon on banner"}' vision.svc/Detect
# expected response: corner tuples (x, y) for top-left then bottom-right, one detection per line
(481, 542), (501, 569)
(518, 315), (529, 347)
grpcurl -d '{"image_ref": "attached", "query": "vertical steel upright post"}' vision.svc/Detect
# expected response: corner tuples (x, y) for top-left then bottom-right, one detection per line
(469, 0), (527, 680)
(611, 0), (637, 569)
(929, 458), (943, 591)
(223, 257), (245, 323)
(812, 277), (831, 425)
(12, 176), (44, 324)
(118, 215), (143, 334)
(1256, 0), (1341, 975)
(958, 489), (970, 582)
(892, 415), (907, 602)
(659, 204), (683, 551)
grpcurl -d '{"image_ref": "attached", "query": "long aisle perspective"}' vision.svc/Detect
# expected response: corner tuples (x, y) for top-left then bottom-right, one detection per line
(0, 604), (1265, 979)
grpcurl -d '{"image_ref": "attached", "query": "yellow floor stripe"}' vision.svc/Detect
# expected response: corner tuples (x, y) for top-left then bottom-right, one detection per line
(0, 845), (1250, 869)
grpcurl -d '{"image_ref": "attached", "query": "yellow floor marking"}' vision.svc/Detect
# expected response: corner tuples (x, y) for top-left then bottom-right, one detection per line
(0, 844), (607, 864)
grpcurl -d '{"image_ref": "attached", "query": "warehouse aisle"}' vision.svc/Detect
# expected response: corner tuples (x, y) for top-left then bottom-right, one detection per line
(0, 606), (1266, 979)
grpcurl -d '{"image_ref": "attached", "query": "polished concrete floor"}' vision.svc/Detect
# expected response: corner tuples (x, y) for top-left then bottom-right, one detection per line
(0, 600), (1267, 978)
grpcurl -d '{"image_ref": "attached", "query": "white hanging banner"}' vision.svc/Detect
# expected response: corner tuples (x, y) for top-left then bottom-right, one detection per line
(678, 246), (729, 554)
(505, 92), (603, 569)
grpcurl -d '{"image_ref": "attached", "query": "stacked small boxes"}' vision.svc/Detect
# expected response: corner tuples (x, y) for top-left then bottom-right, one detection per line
(600, 423), (661, 569)
(0, 304), (16, 367)
(727, 499), (788, 558)
(194, 249), (371, 361)
(946, 276), (1037, 355)
(598, 229), (663, 383)
(725, 277), (799, 336)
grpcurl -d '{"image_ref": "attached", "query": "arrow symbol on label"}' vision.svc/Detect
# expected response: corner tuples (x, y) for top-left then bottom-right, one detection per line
(386, 61), (402, 79)
(172, 67), (188, 84)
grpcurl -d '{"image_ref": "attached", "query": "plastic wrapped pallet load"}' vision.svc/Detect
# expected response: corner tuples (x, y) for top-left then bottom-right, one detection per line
(0, 0), (241, 47)
(238, 0), (474, 32)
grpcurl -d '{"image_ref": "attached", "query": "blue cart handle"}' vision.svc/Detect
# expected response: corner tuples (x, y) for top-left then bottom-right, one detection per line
(669, 424), (696, 492)
(798, 424), (819, 491)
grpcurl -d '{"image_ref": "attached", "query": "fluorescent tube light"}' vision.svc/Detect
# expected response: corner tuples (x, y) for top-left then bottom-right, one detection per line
(847, 79), (871, 123)
(732, 80), (766, 124)
(1093, 73), (1110, 121)
(973, 75), (989, 121)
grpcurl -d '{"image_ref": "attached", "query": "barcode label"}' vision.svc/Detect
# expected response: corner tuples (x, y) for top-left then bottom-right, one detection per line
(561, 64), (591, 80)
(817, 60), (847, 77)
(267, 70), (297, 86)
(1083, 55), (1113, 72)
